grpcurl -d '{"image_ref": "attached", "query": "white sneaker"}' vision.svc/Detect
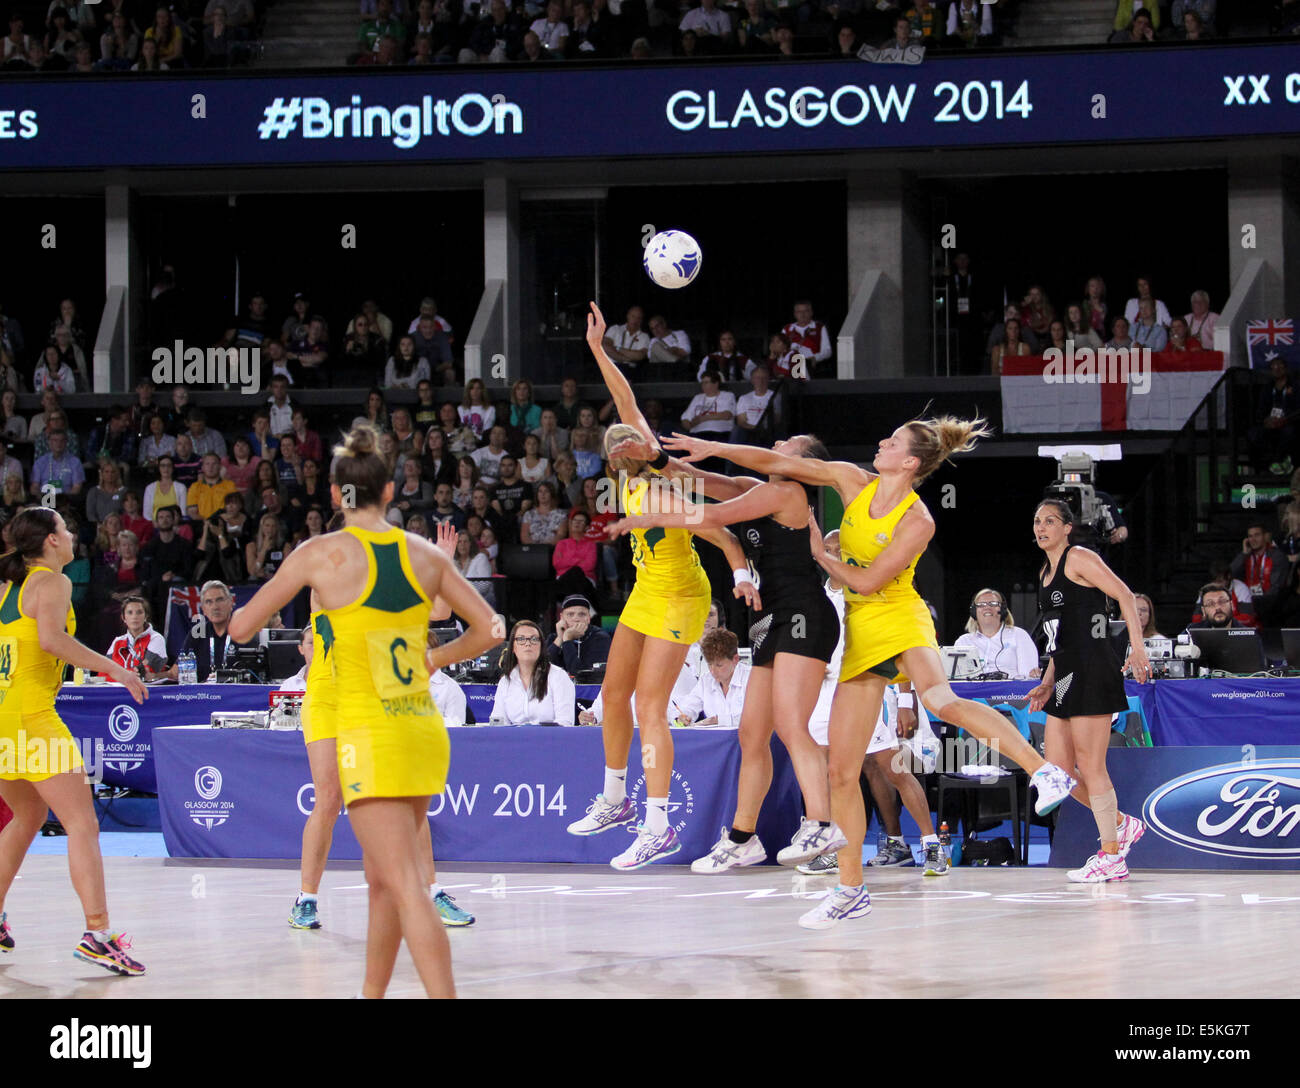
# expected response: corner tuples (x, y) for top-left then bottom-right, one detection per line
(1067, 849), (1129, 883)
(1030, 762), (1077, 815)
(691, 828), (767, 873)
(1116, 813), (1145, 858)
(797, 884), (872, 931)
(776, 819), (848, 866)
(609, 824), (681, 871)
(566, 793), (637, 836)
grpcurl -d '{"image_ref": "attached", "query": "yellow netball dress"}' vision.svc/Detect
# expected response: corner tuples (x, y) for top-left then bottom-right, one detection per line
(618, 473), (711, 645)
(0, 567), (83, 780)
(326, 526), (447, 804)
(838, 478), (939, 684)
(300, 611), (338, 745)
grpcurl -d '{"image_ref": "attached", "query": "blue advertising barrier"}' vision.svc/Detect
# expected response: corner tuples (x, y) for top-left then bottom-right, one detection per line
(154, 724), (803, 864)
(1, 44), (1298, 169)
(1050, 747), (1300, 870)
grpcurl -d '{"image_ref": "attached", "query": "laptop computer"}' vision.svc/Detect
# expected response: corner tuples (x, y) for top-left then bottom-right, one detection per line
(1188, 628), (1267, 674)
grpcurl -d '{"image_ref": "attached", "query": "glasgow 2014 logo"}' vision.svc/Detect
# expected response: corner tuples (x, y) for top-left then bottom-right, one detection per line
(1142, 760), (1300, 860)
(186, 764), (234, 830)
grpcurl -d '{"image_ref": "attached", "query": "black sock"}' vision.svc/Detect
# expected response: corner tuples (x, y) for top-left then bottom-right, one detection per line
(728, 828), (754, 844)
(818, 820), (831, 828)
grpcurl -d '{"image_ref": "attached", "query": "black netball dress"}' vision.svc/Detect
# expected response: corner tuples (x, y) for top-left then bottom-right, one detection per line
(1037, 544), (1129, 718)
(734, 515), (840, 667)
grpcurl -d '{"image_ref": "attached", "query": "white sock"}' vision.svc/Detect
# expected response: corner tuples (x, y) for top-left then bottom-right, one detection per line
(921, 834), (939, 846)
(430, 883), (444, 899)
(90, 929), (112, 943)
(298, 891), (317, 902)
(645, 797), (669, 836)
(603, 766), (627, 805)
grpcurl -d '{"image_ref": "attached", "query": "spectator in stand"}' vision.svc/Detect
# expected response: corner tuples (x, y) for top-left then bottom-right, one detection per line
(51, 326), (90, 390)
(188, 453), (238, 521)
(0, 350), (22, 395)
(388, 457), (435, 526)
(342, 312), (390, 383)
(906, 0), (940, 44)
(547, 593), (611, 672)
(492, 620), (575, 725)
(389, 407), (423, 458)
(131, 35), (169, 69)
(411, 315), (454, 386)
(701, 330), (755, 382)
(1112, 0), (1158, 33)
(738, 0), (777, 50)
(732, 362), (776, 447)
(48, 298), (88, 354)
(471, 424), (510, 482)
(430, 482), (467, 531)
(1134, 593), (1163, 639)
(519, 480), (566, 545)
(412, 379), (439, 429)
(1232, 524), (1289, 624)
(1186, 290), (1218, 350)
(194, 493), (249, 584)
(520, 433), (551, 485)
(945, 0), (992, 45)
(202, 5), (240, 66)
(645, 314), (691, 378)
(18, 38), (60, 71)
(452, 527), (495, 602)
(566, 0), (607, 56)
(953, 588), (1040, 678)
(680, 0), (731, 44)
(247, 408), (279, 463)
(265, 375), (295, 436)
(185, 409), (228, 460)
(1106, 316), (1134, 352)
(491, 456), (533, 537)
(1166, 317), (1202, 353)
(1249, 357), (1299, 474)
(32, 410), (81, 460)
(553, 452), (582, 508)
(462, 0), (520, 61)
(830, 22), (859, 56)
(569, 407), (606, 479)
(145, 5), (184, 64)
(1, 389), (26, 441)
(420, 426), (457, 488)
(359, 0), (406, 54)
(33, 345), (77, 394)
(764, 331), (803, 380)
(1185, 583), (1246, 632)
(990, 317), (1029, 376)
(280, 292), (311, 344)
(1019, 285), (1055, 342)
(532, 407), (570, 462)
(518, 29), (550, 59)
(275, 433), (306, 487)
(553, 376), (583, 430)
(459, 378), (496, 442)
(30, 428), (84, 499)
(288, 316), (331, 387)
(406, 297), (453, 342)
(1124, 278), (1171, 326)
(45, 7), (83, 63)
(4, 12), (32, 63)
(1171, 0), (1214, 32)
(1131, 298), (1169, 352)
(351, 389), (389, 435)
(783, 300), (832, 375)
(85, 458), (127, 524)
(1043, 320), (1070, 358)
(67, 39), (94, 70)
(682, 370), (736, 440)
(530, 0), (568, 53)
(1176, 9), (1210, 38)
(106, 596), (170, 678)
(0, 476), (26, 517)
(553, 514), (600, 593)
(138, 413), (176, 470)
(451, 455), (480, 509)
(121, 491), (152, 546)
(1082, 276), (1108, 338)
(602, 305), (651, 377)
(1064, 303), (1104, 351)
(143, 456), (187, 522)
(509, 379), (542, 433)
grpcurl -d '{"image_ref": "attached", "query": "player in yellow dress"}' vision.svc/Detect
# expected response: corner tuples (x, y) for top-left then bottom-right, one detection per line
(0, 507), (148, 974)
(565, 302), (760, 870)
(666, 417), (1079, 930)
(230, 426), (499, 998)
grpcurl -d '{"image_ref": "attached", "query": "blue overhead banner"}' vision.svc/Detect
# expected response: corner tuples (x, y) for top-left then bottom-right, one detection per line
(1, 44), (1299, 169)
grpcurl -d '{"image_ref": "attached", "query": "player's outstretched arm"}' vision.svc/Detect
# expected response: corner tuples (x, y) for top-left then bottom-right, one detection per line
(586, 301), (655, 449)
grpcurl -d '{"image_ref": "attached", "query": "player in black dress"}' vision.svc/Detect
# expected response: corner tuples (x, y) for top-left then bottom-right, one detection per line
(606, 434), (844, 871)
(1027, 499), (1151, 882)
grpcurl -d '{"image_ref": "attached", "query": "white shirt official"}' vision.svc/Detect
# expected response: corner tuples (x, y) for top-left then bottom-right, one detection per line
(735, 389), (775, 428)
(953, 626), (1040, 679)
(675, 661), (752, 728)
(492, 664), (576, 726)
(605, 323), (650, 356)
(683, 390), (736, 435)
(430, 668), (468, 725)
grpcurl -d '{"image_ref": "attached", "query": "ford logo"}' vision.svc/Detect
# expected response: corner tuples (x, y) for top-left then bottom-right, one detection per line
(1142, 760), (1300, 860)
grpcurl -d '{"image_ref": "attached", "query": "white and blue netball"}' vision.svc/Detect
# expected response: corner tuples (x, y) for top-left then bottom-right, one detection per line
(643, 230), (702, 289)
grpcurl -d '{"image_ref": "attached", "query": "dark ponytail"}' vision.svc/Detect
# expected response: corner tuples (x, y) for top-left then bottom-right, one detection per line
(0, 507), (59, 586)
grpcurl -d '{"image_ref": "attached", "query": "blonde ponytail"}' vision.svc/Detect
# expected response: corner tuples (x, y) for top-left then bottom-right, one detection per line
(904, 414), (993, 484)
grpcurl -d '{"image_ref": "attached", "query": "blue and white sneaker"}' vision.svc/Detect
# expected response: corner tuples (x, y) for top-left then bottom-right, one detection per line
(433, 890), (476, 927)
(610, 824), (681, 870)
(288, 895), (321, 930)
(567, 794), (637, 836)
(1030, 762), (1077, 816)
(867, 833), (915, 867)
(798, 884), (872, 931)
(776, 819), (848, 866)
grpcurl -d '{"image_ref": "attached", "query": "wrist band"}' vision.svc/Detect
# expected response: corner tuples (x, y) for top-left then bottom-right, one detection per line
(897, 693), (914, 708)
(648, 449), (670, 471)
(733, 569), (754, 588)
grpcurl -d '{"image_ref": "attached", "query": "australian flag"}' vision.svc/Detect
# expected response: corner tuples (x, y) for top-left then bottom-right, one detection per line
(1248, 319), (1300, 371)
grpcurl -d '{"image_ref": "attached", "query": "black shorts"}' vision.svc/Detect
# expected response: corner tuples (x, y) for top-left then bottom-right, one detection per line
(1044, 652), (1128, 719)
(748, 596), (840, 668)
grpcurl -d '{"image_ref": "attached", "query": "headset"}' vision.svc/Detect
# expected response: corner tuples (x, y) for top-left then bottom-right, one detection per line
(969, 588), (1008, 624)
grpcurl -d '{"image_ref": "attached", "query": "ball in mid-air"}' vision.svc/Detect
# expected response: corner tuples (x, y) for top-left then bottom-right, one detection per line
(643, 230), (702, 289)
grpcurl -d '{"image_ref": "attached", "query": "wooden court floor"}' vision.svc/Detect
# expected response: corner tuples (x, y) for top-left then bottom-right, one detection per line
(2, 859), (1297, 999)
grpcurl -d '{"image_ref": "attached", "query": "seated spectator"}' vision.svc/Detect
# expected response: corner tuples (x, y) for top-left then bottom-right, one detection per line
(953, 588), (1040, 678)
(601, 305), (650, 377)
(274, 433), (306, 488)
(245, 512), (288, 583)
(451, 455), (480, 508)
(287, 317), (331, 387)
(439, 402), (477, 455)
(206, 0), (255, 28)
(390, 407), (423, 458)
(250, 457), (280, 503)
(1185, 583), (1247, 632)
(217, 292), (273, 353)
(342, 311), (390, 382)
(389, 456), (435, 524)
(553, 375), (583, 430)
(680, 0), (731, 43)
(107, 595), (170, 678)
(427, 629), (469, 726)
(1113, 0), (1159, 32)
(255, 482), (301, 539)
(359, 0), (406, 54)
(202, 5), (245, 66)
(0, 390), (24, 442)
(732, 363), (777, 447)
(673, 628), (750, 727)
(881, 13), (914, 49)
(105, 528), (144, 589)
(33, 345), (77, 394)
(461, 0), (520, 61)
(1186, 290), (1218, 350)
(1063, 303), (1104, 352)
(1177, 8), (1211, 38)
(628, 36), (652, 58)
(352, 389), (390, 434)
(552, 452), (582, 508)
(518, 29), (550, 59)
(737, 0), (776, 50)
(3, 12), (32, 63)
(1124, 277), (1171, 326)
(945, 0), (992, 46)
(1043, 320), (1070, 358)
(1110, 8), (1155, 41)
(0, 475), (26, 517)
(184, 581), (256, 680)
(1166, 317), (1201, 353)
(120, 490), (152, 546)
(1019, 285), (1055, 342)
(492, 620), (576, 725)
(532, 407), (569, 463)
(1105, 316), (1134, 351)
(682, 370), (736, 438)
(830, 22), (859, 56)
(280, 292), (311, 344)
(452, 527), (495, 603)
(0, 347), (21, 394)
(568, 408), (606, 479)
(294, 458), (329, 517)
(1193, 563), (1255, 626)
(67, 39), (94, 71)
(471, 424), (510, 482)
(1130, 299), (1168, 352)
(138, 413), (176, 469)
(184, 410), (225, 461)
(143, 456), (188, 522)
(30, 428), (84, 500)
(33, 410), (81, 460)
(277, 626), (313, 691)
(145, 5), (184, 64)
(1171, 0), (1213, 32)
(553, 511), (600, 593)
(530, 0), (568, 53)
(162, 385), (192, 434)
(1134, 593), (1163, 639)
(765, 331), (803, 380)
(566, 0), (608, 56)
(188, 453), (238, 521)
(906, 0), (940, 44)
(85, 458), (128, 525)
(701, 330), (755, 382)
(193, 493), (248, 584)
(407, 29), (434, 62)
(383, 335), (430, 390)
(45, 6), (83, 62)
(222, 436), (261, 494)
(50, 325), (90, 390)
(509, 379), (542, 434)
(459, 378), (496, 441)
(491, 455), (533, 533)
(420, 426), (457, 487)
(430, 481), (467, 530)
(783, 300), (832, 375)
(990, 317), (1029, 376)
(519, 433), (551, 485)
(547, 594), (611, 673)
(346, 298), (394, 345)
(520, 480), (566, 544)
(1232, 524), (1290, 623)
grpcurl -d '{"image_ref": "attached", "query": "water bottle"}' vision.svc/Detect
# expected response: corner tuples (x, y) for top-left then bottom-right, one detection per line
(179, 651), (197, 685)
(938, 820), (952, 863)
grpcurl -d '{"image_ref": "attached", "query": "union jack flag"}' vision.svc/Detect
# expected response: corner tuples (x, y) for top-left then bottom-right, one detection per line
(1247, 319), (1294, 346)
(169, 584), (203, 619)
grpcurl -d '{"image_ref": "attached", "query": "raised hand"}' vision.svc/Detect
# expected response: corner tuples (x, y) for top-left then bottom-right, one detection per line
(662, 432), (715, 463)
(608, 435), (655, 464)
(434, 519), (457, 557)
(586, 301), (608, 353)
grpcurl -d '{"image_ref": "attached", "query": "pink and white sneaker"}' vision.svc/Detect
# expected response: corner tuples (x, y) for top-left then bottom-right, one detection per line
(1116, 813), (1145, 859)
(74, 932), (146, 976)
(1067, 850), (1129, 883)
